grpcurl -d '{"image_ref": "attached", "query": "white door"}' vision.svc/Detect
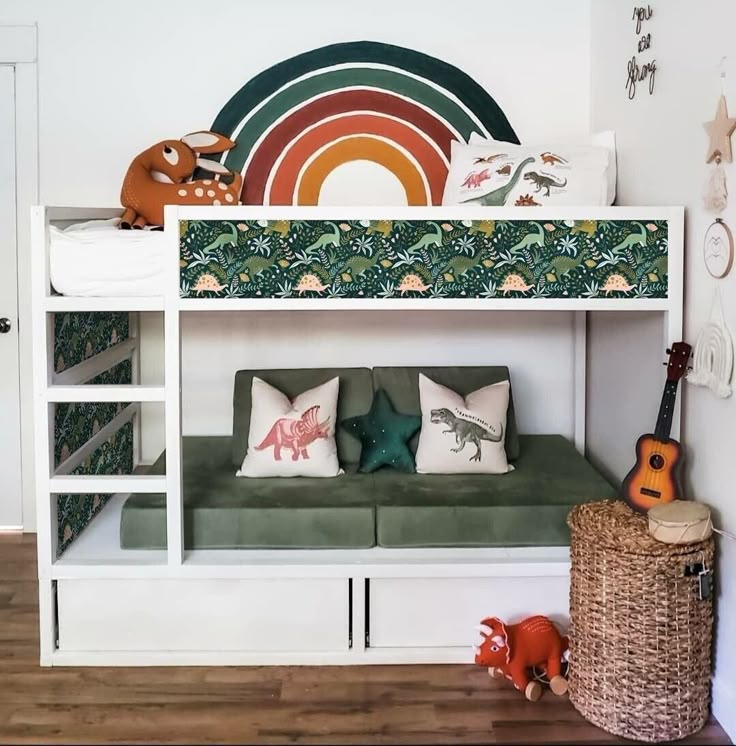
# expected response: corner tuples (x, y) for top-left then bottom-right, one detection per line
(0, 65), (22, 529)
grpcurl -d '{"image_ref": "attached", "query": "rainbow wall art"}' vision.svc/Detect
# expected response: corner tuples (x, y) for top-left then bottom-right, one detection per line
(211, 41), (518, 206)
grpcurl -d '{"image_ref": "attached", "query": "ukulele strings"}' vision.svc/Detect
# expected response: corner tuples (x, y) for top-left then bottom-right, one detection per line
(646, 379), (675, 499)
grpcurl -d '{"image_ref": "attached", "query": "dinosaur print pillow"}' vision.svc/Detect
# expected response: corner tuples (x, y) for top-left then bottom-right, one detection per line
(468, 130), (617, 205)
(415, 374), (513, 475)
(237, 376), (342, 478)
(441, 140), (611, 208)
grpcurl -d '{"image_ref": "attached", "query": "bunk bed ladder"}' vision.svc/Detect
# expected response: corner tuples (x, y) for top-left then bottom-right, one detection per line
(30, 206), (175, 664)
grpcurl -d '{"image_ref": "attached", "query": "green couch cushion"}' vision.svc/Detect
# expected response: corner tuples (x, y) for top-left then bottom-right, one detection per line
(231, 368), (373, 467)
(121, 435), (616, 551)
(121, 437), (375, 550)
(341, 389), (421, 473)
(371, 366), (520, 461)
(374, 435), (617, 547)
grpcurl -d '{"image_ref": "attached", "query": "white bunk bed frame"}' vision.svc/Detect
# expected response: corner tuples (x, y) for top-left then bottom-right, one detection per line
(30, 205), (684, 667)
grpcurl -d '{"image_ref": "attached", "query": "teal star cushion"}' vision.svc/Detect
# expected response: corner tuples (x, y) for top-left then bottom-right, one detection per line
(341, 389), (421, 473)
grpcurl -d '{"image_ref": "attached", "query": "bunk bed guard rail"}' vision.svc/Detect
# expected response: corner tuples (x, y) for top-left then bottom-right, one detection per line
(176, 208), (676, 303)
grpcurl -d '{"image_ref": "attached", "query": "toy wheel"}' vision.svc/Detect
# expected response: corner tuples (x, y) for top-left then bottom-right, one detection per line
(549, 675), (569, 696)
(532, 660), (570, 684)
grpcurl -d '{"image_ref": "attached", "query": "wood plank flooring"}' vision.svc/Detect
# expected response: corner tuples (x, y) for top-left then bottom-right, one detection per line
(0, 533), (730, 745)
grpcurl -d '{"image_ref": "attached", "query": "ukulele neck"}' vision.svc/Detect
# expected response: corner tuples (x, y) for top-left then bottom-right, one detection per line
(653, 380), (679, 442)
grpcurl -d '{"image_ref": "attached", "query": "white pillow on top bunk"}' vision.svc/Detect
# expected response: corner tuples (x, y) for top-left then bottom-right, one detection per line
(414, 374), (513, 475)
(237, 376), (342, 478)
(468, 130), (617, 204)
(441, 131), (615, 208)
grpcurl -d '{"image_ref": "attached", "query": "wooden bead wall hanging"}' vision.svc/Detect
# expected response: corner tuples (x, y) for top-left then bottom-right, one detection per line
(703, 59), (735, 213)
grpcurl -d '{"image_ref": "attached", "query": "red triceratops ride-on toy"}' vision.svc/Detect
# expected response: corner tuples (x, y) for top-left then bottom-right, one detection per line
(474, 615), (569, 702)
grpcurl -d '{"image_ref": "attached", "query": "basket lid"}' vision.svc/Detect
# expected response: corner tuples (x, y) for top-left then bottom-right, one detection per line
(567, 500), (711, 556)
(649, 500), (710, 526)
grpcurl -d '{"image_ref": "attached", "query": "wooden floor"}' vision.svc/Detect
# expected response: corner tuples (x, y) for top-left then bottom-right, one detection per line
(0, 534), (730, 745)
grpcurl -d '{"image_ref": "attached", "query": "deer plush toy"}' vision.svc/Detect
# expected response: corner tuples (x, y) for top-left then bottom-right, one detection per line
(474, 615), (569, 702)
(120, 131), (242, 229)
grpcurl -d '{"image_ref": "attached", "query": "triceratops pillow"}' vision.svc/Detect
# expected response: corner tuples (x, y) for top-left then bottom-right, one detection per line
(237, 376), (342, 478)
(441, 139), (611, 208)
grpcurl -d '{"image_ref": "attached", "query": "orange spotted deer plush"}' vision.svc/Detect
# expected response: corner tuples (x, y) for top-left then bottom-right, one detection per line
(120, 131), (242, 229)
(474, 615), (569, 701)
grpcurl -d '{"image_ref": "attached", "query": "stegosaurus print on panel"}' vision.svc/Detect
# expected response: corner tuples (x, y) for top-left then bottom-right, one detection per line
(255, 406), (331, 461)
(180, 219), (669, 300)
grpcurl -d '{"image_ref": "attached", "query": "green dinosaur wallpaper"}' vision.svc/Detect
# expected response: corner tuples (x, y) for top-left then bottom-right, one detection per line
(179, 219), (669, 300)
(54, 313), (133, 557)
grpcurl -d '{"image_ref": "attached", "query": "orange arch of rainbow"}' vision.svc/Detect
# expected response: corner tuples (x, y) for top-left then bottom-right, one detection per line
(295, 137), (428, 206)
(268, 114), (446, 205)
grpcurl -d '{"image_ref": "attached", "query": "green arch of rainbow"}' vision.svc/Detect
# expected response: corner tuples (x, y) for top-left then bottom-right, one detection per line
(211, 41), (518, 206)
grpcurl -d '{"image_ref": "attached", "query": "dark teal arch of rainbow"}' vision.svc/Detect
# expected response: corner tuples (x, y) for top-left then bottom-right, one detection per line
(211, 41), (518, 204)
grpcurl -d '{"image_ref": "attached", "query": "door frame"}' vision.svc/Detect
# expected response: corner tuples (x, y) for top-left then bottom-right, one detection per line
(1, 25), (39, 531)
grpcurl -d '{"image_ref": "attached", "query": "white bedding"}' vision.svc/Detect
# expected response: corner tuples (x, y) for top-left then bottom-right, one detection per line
(49, 218), (167, 297)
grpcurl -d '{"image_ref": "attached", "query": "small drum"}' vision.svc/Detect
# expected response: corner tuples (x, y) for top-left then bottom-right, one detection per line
(648, 501), (712, 544)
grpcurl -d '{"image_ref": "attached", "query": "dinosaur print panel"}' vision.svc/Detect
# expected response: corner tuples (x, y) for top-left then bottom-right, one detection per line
(415, 375), (513, 475)
(442, 141), (612, 209)
(180, 218), (669, 301)
(237, 376), (342, 478)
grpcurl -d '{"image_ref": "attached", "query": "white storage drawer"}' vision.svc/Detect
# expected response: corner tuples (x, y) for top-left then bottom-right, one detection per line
(369, 576), (569, 648)
(58, 578), (349, 652)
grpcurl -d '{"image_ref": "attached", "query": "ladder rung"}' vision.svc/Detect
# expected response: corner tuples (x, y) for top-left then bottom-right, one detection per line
(48, 475), (166, 494)
(46, 385), (165, 402)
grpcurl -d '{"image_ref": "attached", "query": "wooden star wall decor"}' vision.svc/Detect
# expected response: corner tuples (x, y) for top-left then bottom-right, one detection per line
(704, 95), (736, 163)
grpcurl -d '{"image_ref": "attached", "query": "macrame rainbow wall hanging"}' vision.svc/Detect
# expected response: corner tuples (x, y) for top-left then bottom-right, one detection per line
(210, 41), (518, 206)
(688, 290), (734, 399)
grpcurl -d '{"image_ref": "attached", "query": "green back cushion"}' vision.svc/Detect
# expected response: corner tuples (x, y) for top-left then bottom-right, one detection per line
(232, 368), (374, 467)
(371, 366), (520, 461)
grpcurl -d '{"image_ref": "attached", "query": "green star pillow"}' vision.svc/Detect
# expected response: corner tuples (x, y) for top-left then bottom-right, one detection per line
(341, 389), (421, 473)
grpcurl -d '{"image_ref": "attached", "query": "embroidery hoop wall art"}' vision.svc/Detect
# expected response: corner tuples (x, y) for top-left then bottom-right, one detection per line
(703, 218), (734, 278)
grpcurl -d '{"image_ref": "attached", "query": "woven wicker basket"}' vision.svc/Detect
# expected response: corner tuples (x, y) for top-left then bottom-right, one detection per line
(567, 501), (714, 743)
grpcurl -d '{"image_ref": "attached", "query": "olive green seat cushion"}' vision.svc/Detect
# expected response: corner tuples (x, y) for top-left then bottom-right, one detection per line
(120, 437), (376, 550)
(120, 435), (615, 550)
(373, 434), (617, 547)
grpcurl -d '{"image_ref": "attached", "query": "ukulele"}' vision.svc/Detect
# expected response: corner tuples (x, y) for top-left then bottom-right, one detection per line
(621, 342), (692, 513)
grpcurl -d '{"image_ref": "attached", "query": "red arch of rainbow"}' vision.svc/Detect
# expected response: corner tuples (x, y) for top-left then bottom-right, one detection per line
(243, 90), (455, 206)
(268, 113), (446, 205)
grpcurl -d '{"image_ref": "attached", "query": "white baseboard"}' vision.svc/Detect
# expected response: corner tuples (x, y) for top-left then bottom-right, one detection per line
(713, 674), (736, 742)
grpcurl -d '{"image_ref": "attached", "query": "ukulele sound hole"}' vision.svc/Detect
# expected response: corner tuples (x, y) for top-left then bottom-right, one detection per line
(649, 453), (665, 470)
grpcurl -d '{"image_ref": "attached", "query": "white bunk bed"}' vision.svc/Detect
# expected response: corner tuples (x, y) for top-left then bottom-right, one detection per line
(30, 205), (684, 666)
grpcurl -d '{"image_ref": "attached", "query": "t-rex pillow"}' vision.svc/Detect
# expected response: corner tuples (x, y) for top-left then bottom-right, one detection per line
(415, 374), (513, 475)
(441, 139), (610, 208)
(237, 376), (342, 478)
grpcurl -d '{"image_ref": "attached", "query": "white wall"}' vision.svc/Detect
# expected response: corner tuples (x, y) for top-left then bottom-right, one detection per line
(2, 0), (593, 209)
(591, 0), (736, 739)
(179, 311), (577, 439)
(3, 0), (594, 522)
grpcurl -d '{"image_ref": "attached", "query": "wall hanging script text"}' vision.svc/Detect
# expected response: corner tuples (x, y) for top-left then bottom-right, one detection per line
(627, 5), (656, 99)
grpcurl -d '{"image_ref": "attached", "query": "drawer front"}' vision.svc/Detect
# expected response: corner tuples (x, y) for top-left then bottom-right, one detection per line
(58, 578), (348, 652)
(369, 576), (569, 648)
